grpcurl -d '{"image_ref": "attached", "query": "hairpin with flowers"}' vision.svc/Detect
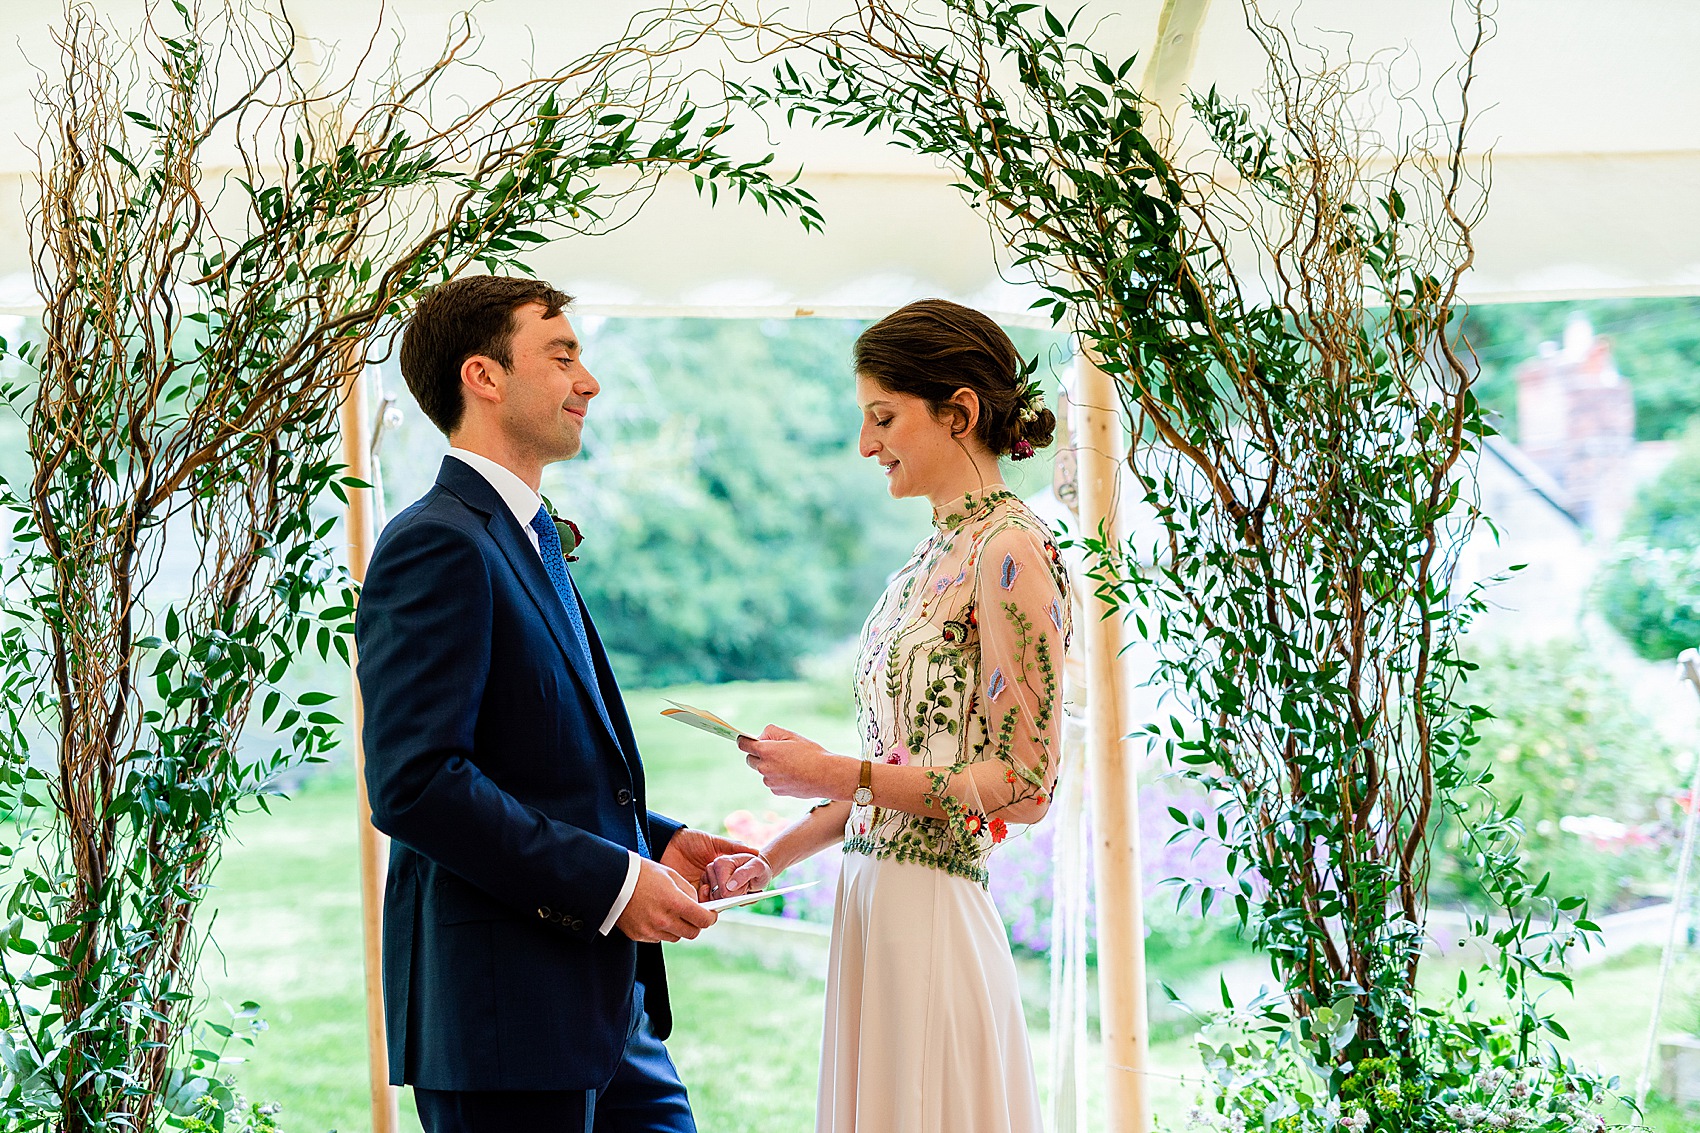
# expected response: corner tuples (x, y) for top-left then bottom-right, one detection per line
(1009, 356), (1046, 461)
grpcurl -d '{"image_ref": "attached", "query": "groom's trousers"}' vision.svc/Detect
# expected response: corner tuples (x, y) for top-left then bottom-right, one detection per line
(413, 983), (695, 1133)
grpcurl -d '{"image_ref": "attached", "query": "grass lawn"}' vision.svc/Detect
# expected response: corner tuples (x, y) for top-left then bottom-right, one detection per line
(198, 680), (1699, 1132)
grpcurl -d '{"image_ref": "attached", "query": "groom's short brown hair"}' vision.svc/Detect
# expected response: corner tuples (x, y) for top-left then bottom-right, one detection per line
(400, 275), (575, 435)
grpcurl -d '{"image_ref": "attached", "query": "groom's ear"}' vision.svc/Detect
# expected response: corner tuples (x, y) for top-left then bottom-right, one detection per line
(460, 353), (504, 408)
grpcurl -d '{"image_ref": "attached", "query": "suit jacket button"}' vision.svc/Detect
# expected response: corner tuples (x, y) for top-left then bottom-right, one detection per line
(615, 789), (633, 806)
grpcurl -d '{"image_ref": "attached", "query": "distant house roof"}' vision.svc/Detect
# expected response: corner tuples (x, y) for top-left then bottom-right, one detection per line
(1482, 435), (1583, 530)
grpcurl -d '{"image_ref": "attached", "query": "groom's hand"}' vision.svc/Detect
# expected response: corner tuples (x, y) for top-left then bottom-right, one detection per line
(705, 852), (774, 899)
(659, 829), (761, 899)
(616, 859), (717, 943)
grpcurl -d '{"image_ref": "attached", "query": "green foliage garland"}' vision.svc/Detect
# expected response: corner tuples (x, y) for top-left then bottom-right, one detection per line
(0, 2), (813, 1128)
(740, 0), (1619, 1123)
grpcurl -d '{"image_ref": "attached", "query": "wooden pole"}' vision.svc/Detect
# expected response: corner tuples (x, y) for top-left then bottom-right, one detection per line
(1636, 649), (1700, 1107)
(339, 359), (401, 1133)
(1071, 350), (1151, 1133)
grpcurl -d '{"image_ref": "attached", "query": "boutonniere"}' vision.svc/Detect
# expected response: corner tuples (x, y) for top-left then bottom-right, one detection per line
(540, 494), (583, 561)
(552, 515), (583, 562)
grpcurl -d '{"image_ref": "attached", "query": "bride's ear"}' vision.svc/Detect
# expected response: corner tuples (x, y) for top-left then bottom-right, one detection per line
(945, 387), (980, 439)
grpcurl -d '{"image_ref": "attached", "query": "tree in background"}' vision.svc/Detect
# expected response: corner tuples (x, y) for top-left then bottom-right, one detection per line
(547, 317), (1067, 685)
(1596, 423), (1700, 660)
(1433, 639), (1678, 912)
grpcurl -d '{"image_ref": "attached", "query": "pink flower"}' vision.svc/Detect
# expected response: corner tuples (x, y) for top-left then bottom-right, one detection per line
(723, 809), (788, 846)
(885, 746), (909, 766)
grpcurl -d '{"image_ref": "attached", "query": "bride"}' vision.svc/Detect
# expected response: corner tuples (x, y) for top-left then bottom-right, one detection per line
(707, 298), (1070, 1133)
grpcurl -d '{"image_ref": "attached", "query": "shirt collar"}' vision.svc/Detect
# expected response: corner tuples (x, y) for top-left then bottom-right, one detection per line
(446, 448), (543, 528)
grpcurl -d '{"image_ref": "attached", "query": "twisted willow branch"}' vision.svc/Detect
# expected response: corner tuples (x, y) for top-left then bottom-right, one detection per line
(734, 0), (1596, 1081)
(0, 2), (814, 1128)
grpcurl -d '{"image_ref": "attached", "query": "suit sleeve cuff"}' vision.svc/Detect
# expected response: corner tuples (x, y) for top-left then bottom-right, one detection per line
(598, 850), (642, 936)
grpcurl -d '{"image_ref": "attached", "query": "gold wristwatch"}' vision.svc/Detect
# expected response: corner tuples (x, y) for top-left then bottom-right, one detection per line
(853, 759), (874, 807)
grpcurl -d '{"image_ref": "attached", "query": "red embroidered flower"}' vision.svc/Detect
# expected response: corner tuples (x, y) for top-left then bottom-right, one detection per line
(886, 746), (909, 766)
(989, 818), (1008, 843)
(1006, 769), (1020, 784)
(962, 811), (987, 837)
(1035, 793), (1049, 806)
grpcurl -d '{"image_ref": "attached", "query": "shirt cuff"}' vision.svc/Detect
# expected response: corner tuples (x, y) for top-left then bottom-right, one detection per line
(599, 850), (643, 936)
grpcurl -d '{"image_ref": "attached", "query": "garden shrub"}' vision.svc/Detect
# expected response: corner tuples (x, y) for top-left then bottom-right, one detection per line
(1597, 424), (1700, 660)
(1433, 638), (1680, 913)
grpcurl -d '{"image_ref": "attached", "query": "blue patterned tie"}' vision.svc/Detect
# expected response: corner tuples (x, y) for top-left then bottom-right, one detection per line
(529, 506), (648, 857)
(530, 506), (596, 666)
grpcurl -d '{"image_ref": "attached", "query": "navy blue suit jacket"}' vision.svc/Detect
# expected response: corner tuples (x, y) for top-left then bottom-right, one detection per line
(356, 456), (683, 1091)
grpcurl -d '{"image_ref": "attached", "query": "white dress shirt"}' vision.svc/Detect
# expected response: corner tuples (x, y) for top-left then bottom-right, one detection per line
(445, 448), (642, 936)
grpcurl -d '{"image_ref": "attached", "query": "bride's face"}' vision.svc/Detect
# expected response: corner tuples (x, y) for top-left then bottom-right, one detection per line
(856, 374), (978, 501)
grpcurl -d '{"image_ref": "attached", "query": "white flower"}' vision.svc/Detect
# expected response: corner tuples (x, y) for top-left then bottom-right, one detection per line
(1340, 1108), (1371, 1133)
(1474, 1068), (1509, 1091)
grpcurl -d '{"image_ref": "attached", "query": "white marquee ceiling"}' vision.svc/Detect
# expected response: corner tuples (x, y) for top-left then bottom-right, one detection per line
(0, 0), (1696, 319)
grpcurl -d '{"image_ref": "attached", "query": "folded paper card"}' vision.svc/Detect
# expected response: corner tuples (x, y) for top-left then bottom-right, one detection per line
(659, 700), (754, 743)
(701, 880), (818, 913)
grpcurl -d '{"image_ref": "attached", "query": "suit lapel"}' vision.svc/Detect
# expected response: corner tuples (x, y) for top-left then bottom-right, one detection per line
(435, 458), (626, 758)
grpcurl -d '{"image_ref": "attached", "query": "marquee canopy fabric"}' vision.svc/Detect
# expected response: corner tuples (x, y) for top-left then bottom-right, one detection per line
(0, 0), (1696, 319)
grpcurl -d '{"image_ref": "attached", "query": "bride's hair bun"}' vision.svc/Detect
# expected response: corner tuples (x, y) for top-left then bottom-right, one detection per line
(854, 299), (1054, 461)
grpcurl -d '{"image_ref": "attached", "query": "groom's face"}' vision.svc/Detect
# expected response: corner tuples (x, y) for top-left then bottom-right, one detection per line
(492, 302), (599, 461)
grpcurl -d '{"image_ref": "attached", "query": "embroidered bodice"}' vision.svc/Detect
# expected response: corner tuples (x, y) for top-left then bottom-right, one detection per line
(845, 489), (1072, 885)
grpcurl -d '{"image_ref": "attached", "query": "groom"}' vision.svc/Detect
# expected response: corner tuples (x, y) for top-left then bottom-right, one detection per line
(356, 275), (750, 1132)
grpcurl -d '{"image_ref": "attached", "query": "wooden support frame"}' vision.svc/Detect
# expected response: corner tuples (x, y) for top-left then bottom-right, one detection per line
(1071, 350), (1152, 1133)
(339, 360), (402, 1133)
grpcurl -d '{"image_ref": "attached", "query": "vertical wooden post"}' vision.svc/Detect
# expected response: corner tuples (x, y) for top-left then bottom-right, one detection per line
(339, 358), (402, 1133)
(1071, 349), (1151, 1133)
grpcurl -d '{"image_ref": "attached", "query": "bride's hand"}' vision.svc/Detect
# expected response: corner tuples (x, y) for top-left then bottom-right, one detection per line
(704, 851), (774, 899)
(737, 725), (858, 800)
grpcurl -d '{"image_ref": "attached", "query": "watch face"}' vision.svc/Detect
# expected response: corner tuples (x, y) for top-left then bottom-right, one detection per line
(853, 787), (874, 806)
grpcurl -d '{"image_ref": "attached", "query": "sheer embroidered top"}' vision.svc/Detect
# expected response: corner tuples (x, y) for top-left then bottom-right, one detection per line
(844, 488), (1072, 886)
